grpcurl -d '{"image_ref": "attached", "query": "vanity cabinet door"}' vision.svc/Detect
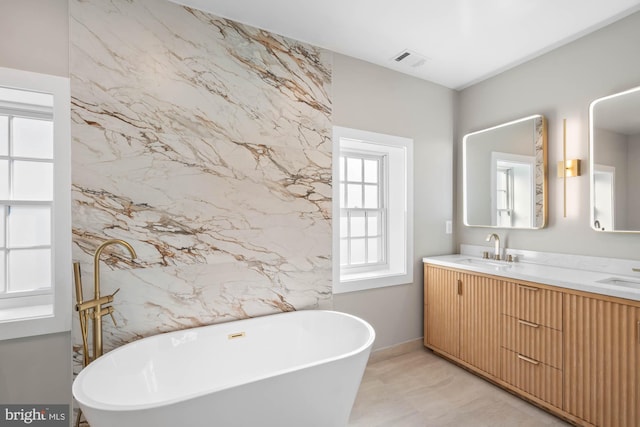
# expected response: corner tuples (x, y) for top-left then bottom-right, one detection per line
(564, 294), (640, 427)
(459, 274), (502, 377)
(424, 264), (502, 376)
(424, 264), (460, 357)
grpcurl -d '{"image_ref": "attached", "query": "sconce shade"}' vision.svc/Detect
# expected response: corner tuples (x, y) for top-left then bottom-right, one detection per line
(557, 159), (581, 178)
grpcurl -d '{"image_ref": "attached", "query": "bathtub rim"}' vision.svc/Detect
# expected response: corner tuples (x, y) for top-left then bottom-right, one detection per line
(72, 309), (375, 412)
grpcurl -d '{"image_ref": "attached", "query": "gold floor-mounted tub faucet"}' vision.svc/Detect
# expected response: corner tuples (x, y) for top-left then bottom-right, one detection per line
(74, 239), (137, 427)
(74, 239), (137, 363)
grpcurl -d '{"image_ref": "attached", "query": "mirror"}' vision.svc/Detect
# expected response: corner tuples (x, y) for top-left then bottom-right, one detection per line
(463, 115), (547, 229)
(590, 86), (640, 232)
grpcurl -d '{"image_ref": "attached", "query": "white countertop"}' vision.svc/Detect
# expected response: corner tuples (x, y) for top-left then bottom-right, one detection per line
(423, 253), (640, 302)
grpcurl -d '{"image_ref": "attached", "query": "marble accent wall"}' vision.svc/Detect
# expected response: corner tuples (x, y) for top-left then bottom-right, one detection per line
(70, 0), (332, 369)
(534, 116), (546, 228)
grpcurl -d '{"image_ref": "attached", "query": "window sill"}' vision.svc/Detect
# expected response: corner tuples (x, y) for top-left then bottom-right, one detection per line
(0, 304), (53, 322)
(0, 293), (69, 340)
(334, 269), (413, 294)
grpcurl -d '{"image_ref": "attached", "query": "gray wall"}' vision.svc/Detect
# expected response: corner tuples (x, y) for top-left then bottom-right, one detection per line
(332, 53), (456, 350)
(0, 0), (69, 77)
(593, 128), (628, 229)
(457, 11), (640, 259)
(0, 0), (72, 408)
(628, 133), (640, 229)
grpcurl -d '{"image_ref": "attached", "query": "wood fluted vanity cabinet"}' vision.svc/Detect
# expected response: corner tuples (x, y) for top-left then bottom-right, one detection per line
(424, 264), (502, 377)
(424, 261), (640, 427)
(564, 293), (640, 427)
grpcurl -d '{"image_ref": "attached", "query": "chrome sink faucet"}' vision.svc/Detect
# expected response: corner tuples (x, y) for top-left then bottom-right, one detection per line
(486, 233), (501, 260)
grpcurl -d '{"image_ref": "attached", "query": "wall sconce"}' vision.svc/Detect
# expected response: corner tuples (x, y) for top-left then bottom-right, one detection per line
(557, 158), (581, 178)
(558, 118), (581, 218)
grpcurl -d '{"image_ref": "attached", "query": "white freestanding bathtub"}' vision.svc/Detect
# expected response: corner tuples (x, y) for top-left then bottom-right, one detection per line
(72, 310), (375, 427)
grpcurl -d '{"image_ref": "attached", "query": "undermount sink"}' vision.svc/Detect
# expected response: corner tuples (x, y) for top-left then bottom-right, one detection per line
(596, 277), (640, 288)
(455, 258), (513, 269)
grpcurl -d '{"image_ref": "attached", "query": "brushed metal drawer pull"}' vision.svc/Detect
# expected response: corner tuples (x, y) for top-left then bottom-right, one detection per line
(518, 319), (540, 328)
(518, 284), (540, 292)
(457, 279), (462, 295)
(517, 354), (540, 365)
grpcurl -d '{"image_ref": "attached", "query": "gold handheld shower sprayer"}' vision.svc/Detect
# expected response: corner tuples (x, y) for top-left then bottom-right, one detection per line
(73, 262), (90, 368)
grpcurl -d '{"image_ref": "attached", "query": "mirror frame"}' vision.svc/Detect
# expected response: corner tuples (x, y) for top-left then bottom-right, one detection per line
(589, 85), (640, 233)
(463, 114), (548, 229)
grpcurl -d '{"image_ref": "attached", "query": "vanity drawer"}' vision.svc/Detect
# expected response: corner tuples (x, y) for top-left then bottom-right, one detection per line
(501, 314), (563, 369)
(503, 282), (563, 330)
(501, 348), (563, 409)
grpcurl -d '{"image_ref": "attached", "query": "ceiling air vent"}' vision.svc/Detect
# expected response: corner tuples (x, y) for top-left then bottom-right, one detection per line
(391, 49), (429, 69)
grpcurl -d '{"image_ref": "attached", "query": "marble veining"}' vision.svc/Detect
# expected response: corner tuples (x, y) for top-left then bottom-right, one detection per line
(534, 116), (545, 227)
(70, 0), (332, 376)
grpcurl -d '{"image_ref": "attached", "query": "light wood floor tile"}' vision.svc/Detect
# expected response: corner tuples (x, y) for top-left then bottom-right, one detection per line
(349, 348), (570, 427)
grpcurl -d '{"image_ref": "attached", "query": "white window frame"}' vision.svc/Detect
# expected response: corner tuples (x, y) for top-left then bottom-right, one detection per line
(333, 126), (413, 294)
(0, 67), (71, 340)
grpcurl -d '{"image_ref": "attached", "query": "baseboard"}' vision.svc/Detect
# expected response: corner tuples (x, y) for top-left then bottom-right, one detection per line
(367, 338), (424, 364)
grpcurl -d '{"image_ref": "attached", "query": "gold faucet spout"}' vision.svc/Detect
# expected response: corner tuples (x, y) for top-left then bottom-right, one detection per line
(92, 239), (137, 359)
(93, 239), (137, 299)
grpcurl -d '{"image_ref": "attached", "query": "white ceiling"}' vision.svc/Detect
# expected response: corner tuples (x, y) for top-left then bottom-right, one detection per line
(171, 0), (640, 90)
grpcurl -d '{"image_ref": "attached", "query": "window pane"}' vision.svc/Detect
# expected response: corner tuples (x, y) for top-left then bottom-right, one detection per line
(340, 239), (348, 266)
(350, 239), (365, 265)
(350, 212), (365, 237)
(497, 169), (509, 190)
(0, 250), (4, 291)
(347, 184), (362, 208)
(346, 157), (362, 182)
(8, 248), (51, 292)
(367, 237), (381, 263)
(363, 184), (379, 209)
(340, 214), (348, 238)
(12, 118), (54, 159)
(339, 183), (345, 207)
(497, 192), (506, 209)
(0, 206), (5, 248)
(0, 160), (8, 199)
(0, 116), (8, 156)
(363, 159), (378, 183)
(367, 212), (380, 236)
(8, 206), (51, 248)
(339, 156), (345, 181)
(13, 161), (53, 200)
(497, 211), (510, 227)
